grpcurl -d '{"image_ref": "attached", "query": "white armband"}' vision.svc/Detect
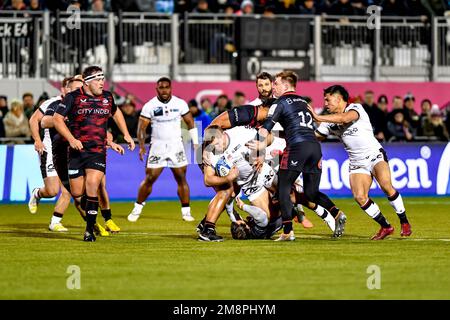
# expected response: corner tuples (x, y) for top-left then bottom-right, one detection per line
(189, 127), (199, 145)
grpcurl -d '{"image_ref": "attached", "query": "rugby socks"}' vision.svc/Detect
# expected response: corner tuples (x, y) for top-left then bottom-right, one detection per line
(312, 204), (336, 232)
(101, 208), (112, 222)
(50, 212), (63, 225)
(181, 205), (191, 217)
(34, 188), (42, 200)
(282, 221), (293, 234)
(133, 202), (145, 214)
(81, 194), (87, 211)
(85, 196), (99, 233)
(388, 191), (409, 224)
(203, 221), (216, 232)
(361, 198), (391, 228)
(328, 206), (340, 218)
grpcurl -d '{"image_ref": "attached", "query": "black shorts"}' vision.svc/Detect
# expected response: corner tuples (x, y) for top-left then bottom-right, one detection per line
(249, 216), (282, 239)
(52, 140), (70, 191)
(68, 151), (106, 179)
(280, 141), (322, 173)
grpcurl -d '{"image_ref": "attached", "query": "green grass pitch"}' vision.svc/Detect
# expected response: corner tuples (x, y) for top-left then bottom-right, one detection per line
(0, 197), (449, 300)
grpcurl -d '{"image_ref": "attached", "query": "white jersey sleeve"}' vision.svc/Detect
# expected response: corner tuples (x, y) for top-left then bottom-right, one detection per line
(140, 99), (154, 120)
(39, 96), (61, 114)
(248, 98), (262, 106)
(316, 122), (331, 137)
(179, 98), (189, 116)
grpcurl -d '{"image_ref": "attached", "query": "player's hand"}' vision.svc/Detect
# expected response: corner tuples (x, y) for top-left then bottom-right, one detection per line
(139, 146), (146, 162)
(110, 142), (125, 155)
(69, 138), (83, 151)
(34, 140), (46, 155)
(227, 166), (239, 182)
(124, 135), (135, 151)
(307, 105), (318, 120)
(235, 196), (244, 210)
(252, 156), (264, 173)
(245, 140), (266, 152)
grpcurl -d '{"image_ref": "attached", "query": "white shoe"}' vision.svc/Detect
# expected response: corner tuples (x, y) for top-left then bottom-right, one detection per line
(28, 188), (40, 214)
(274, 231), (296, 241)
(127, 203), (144, 222)
(49, 223), (68, 232)
(182, 214), (195, 222)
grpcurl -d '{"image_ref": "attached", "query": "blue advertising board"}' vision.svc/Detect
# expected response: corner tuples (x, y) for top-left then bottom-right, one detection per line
(0, 143), (449, 203)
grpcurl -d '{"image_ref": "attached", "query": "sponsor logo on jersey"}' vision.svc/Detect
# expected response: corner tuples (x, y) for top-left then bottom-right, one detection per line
(103, 98), (109, 104)
(154, 107), (163, 116)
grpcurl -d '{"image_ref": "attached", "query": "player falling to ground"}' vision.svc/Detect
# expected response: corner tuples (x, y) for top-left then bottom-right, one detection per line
(249, 71), (347, 241)
(40, 75), (124, 236)
(308, 85), (412, 240)
(54, 66), (135, 242)
(128, 77), (199, 223)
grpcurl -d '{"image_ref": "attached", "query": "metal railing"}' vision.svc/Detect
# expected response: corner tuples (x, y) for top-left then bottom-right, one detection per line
(0, 11), (449, 81)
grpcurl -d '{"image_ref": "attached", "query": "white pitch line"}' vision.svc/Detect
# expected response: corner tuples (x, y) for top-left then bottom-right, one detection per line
(0, 230), (449, 242)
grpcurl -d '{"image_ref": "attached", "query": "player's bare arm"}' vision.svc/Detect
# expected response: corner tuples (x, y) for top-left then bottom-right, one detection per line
(29, 109), (45, 155)
(137, 116), (151, 161)
(106, 131), (125, 155)
(182, 111), (199, 148)
(308, 105), (359, 124)
(203, 165), (239, 187)
(112, 108), (135, 151)
(209, 110), (232, 129)
(40, 114), (54, 129)
(53, 113), (83, 151)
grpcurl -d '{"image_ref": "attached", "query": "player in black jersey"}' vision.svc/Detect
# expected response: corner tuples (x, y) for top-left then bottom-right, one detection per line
(54, 66), (135, 242)
(250, 71), (347, 240)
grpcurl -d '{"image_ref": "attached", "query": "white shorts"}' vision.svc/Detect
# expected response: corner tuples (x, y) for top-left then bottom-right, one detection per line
(349, 148), (387, 176)
(39, 132), (57, 178)
(241, 163), (276, 202)
(146, 140), (188, 168)
(294, 174), (304, 193)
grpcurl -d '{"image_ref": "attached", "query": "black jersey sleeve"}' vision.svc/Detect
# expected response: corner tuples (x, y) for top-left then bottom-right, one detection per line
(44, 100), (61, 116)
(56, 92), (75, 117)
(228, 105), (258, 127)
(262, 100), (283, 132)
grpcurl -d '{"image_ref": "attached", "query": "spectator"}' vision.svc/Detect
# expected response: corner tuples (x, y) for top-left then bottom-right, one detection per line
(418, 98), (432, 135)
(377, 95), (389, 114)
(0, 111), (5, 138)
(4, 0), (27, 10)
(188, 99), (212, 134)
(380, 0), (408, 16)
(213, 94), (231, 115)
(391, 95), (403, 110)
(232, 91), (246, 107)
(201, 97), (217, 119)
(327, 0), (358, 15)
(193, 0), (211, 12)
(275, 0), (299, 14)
(91, 0), (106, 12)
(35, 92), (49, 109)
(445, 102), (450, 136)
(29, 0), (41, 10)
(262, 4), (276, 16)
(299, 0), (318, 14)
(403, 93), (420, 133)
(3, 100), (31, 139)
(0, 95), (8, 117)
(421, 104), (449, 141)
(240, 0), (255, 14)
(362, 90), (386, 141)
(22, 92), (35, 119)
(387, 109), (413, 142)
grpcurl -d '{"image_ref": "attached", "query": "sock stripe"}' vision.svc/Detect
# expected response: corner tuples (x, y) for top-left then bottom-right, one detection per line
(361, 199), (373, 210)
(53, 212), (63, 218)
(388, 191), (399, 201)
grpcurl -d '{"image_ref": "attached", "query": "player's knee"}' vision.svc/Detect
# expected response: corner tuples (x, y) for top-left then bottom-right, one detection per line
(47, 185), (60, 197)
(144, 174), (156, 185)
(353, 193), (368, 206)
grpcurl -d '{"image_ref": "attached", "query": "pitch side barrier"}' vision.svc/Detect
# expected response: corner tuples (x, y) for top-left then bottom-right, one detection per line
(0, 142), (449, 203)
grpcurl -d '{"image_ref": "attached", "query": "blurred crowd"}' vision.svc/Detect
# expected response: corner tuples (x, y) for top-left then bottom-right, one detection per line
(0, 0), (449, 16)
(1, 89), (449, 144)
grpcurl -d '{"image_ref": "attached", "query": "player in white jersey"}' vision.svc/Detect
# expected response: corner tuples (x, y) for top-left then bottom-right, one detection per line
(128, 77), (199, 222)
(28, 77), (72, 231)
(309, 85), (412, 240)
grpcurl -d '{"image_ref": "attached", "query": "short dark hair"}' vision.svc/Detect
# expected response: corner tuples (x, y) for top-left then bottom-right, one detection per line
(62, 77), (73, 88)
(323, 85), (349, 102)
(230, 222), (249, 240)
(256, 71), (273, 83)
(234, 91), (245, 98)
(157, 77), (171, 86)
(82, 65), (103, 79)
(421, 99), (431, 106)
(203, 125), (224, 152)
(22, 92), (33, 100)
(275, 70), (298, 88)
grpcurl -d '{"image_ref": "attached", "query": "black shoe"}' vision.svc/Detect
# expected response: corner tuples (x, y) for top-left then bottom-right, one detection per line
(83, 230), (96, 242)
(196, 221), (204, 234)
(198, 228), (223, 242)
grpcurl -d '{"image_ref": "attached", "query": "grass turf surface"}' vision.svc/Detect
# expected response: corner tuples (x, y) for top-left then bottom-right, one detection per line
(0, 197), (449, 300)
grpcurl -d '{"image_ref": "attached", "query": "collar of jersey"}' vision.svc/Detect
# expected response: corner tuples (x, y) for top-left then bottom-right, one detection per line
(79, 87), (100, 98)
(281, 91), (296, 96)
(157, 96), (172, 104)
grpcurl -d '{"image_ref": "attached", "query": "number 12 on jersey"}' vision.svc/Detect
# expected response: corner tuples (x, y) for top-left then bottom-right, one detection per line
(298, 111), (313, 129)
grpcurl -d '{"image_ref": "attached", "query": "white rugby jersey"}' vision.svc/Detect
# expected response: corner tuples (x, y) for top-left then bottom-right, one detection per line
(38, 96), (62, 143)
(140, 95), (189, 142)
(316, 103), (382, 162)
(204, 126), (258, 186)
(248, 98), (262, 106)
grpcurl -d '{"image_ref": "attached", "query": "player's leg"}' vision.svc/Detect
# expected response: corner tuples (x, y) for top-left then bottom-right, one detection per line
(83, 168), (104, 241)
(128, 167), (165, 222)
(29, 153), (60, 213)
(198, 184), (234, 242)
(48, 182), (71, 232)
(98, 175), (119, 234)
(349, 172), (394, 240)
(277, 168), (300, 240)
(292, 190), (336, 232)
(170, 165), (194, 221)
(372, 160), (411, 237)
